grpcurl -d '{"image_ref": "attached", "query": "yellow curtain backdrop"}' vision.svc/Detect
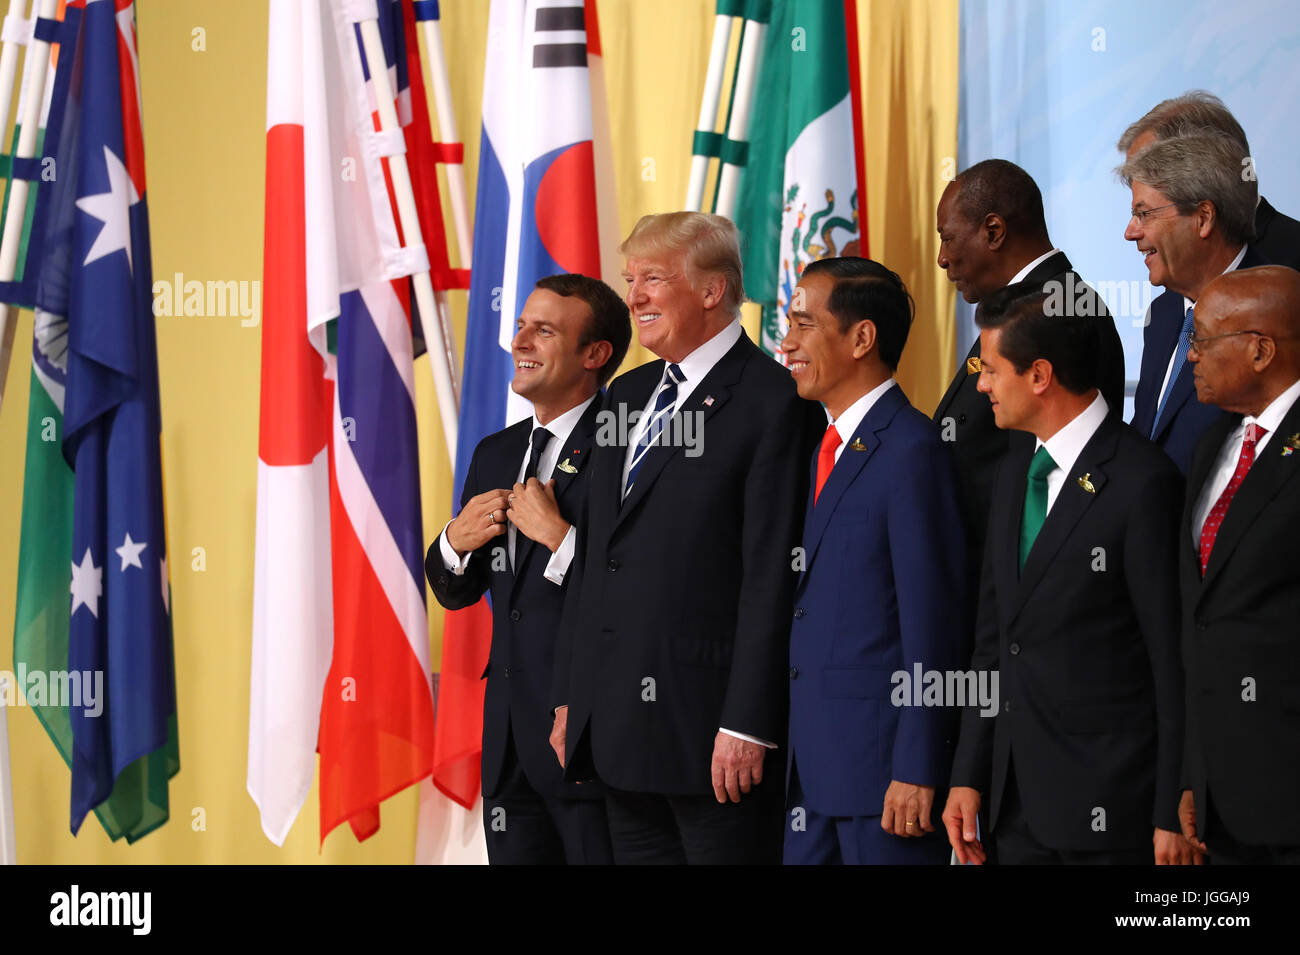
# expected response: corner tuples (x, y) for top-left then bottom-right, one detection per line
(0, 0), (956, 863)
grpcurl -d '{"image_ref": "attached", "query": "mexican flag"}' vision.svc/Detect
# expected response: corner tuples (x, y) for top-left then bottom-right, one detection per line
(734, 0), (864, 358)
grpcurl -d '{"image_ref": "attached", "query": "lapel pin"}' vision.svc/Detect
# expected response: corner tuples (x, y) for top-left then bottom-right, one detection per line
(966, 356), (982, 375)
(849, 438), (868, 452)
(1076, 472), (1096, 494)
(1282, 433), (1300, 457)
(703, 395), (715, 407)
(556, 458), (578, 474)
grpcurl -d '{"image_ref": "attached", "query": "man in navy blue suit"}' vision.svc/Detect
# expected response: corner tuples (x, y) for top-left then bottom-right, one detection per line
(1117, 91), (1300, 273)
(427, 274), (630, 864)
(779, 257), (969, 864)
(1120, 131), (1264, 474)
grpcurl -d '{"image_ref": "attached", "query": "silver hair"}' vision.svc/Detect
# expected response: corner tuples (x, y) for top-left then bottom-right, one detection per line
(1117, 90), (1249, 155)
(1117, 133), (1257, 246)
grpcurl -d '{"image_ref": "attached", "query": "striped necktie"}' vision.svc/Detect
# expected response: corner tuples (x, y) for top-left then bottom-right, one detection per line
(624, 363), (683, 499)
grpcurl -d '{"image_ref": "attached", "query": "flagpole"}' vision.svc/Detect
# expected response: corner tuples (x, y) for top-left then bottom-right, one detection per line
(356, 15), (459, 462)
(0, 674), (15, 864)
(0, 0), (54, 415)
(415, 3), (471, 270)
(685, 4), (735, 212)
(713, 4), (766, 220)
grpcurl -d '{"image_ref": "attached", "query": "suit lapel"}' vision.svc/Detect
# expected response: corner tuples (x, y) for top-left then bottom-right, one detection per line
(935, 340), (980, 419)
(801, 385), (907, 580)
(1008, 420), (1117, 622)
(1200, 401), (1300, 592)
(612, 335), (749, 533)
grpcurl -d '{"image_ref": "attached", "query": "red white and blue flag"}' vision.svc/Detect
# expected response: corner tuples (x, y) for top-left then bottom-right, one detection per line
(5, 0), (181, 841)
(429, 0), (616, 824)
(250, 0), (435, 846)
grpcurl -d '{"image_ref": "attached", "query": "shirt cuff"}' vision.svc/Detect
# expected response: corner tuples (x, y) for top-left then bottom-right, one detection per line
(542, 525), (576, 586)
(720, 727), (777, 749)
(439, 521), (472, 576)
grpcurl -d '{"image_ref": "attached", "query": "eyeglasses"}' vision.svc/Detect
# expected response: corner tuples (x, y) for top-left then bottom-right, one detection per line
(1185, 329), (1266, 354)
(1130, 202), (1181, 224)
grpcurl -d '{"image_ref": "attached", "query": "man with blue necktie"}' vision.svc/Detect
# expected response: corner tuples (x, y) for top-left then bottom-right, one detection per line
(1121, 132), (1264, 473)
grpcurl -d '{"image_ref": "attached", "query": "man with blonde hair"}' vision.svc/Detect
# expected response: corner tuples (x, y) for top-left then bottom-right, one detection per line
(549, 211), (823, 864)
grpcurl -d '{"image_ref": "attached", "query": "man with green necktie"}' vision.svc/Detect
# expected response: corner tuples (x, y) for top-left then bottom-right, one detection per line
(942, 283), (1197, 865)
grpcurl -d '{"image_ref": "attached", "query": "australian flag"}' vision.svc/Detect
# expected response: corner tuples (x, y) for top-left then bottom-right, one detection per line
(33, 0), (178, 840)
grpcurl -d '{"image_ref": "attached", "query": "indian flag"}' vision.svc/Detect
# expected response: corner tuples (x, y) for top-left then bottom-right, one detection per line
(734, 0), (865, 358)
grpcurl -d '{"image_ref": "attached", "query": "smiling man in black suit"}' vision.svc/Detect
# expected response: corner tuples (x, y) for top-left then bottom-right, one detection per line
(427, 273), (629, 864)
(549, 211), (823, 864)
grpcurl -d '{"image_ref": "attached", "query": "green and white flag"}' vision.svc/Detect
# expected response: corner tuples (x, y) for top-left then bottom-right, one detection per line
(734, 0), (862, 358)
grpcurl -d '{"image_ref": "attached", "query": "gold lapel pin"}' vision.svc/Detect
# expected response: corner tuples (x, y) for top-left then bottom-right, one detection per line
(1076, 472), (1096, 494)
(849, 438), (868, 452)
(966, 356), (982, 375)
(556, 458), (578, 474)
(1282, 433), (1300, 457)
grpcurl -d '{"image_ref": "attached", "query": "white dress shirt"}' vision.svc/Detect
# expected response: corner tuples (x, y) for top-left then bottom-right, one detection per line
(1191, 375), (1300, 547)
(620, 319), (744, 495)
(1033, 391), (1109, 515)
(823, 378), (896, 465)
(439, 394), (595, 586)
(1153, 245), (1248, 406)
(1008, 248), (1061, 286)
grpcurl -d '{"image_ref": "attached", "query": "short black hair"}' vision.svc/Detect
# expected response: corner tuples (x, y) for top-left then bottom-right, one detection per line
(953, 159), (1049, 241)
(974, 281), (1099, 395)
(801, 257), (914, 370)
(534, 273), (631, 387)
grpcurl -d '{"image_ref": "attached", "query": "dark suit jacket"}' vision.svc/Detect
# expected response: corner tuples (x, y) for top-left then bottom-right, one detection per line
(552, 329), (824, 793)
(1131, 246), (1267, 474)
(933, 251), (1127, 571)
(788, 384), (969, 816)
(1180, 399), (1300, 846)
(426, 398), (603, 801)
(949, 413), (1185, 851)
(1253, 196), (1300, 271)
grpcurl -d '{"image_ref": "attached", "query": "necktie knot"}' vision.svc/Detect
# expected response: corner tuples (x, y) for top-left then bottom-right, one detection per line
(665, 363), (684, 386)
(1027, 446), (1057, 483)
(526, 427), (551, 481)
(1244, 421), (1266, 446)
(820, 423), (842, 456)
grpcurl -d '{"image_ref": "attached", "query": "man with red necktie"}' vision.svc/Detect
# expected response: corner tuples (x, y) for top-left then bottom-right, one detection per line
(780, 257), (969, 864)
(1180, 265), (1300, 864)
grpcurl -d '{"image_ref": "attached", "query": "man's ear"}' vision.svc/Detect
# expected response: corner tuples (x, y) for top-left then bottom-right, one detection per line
(584, 339), (613, 375)
(1250, 333), (1276, 371)
(1195, 200), (1217, 240)
(699, 272), (726, 310)
(851, 319), (878, 360)
(1029, 357), (1054, 396)
(984, 213), (1008, 251)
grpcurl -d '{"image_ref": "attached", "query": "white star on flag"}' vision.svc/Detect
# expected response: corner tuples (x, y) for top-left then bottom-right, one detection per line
(115, 531), (147, 571)
(70, 547), (103, 619)
(75, 144), (139, 273)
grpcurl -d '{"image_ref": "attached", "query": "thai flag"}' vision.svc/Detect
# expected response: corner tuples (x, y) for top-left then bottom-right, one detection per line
(427, 0), (615, 828)
(251, 0), (434, 846)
